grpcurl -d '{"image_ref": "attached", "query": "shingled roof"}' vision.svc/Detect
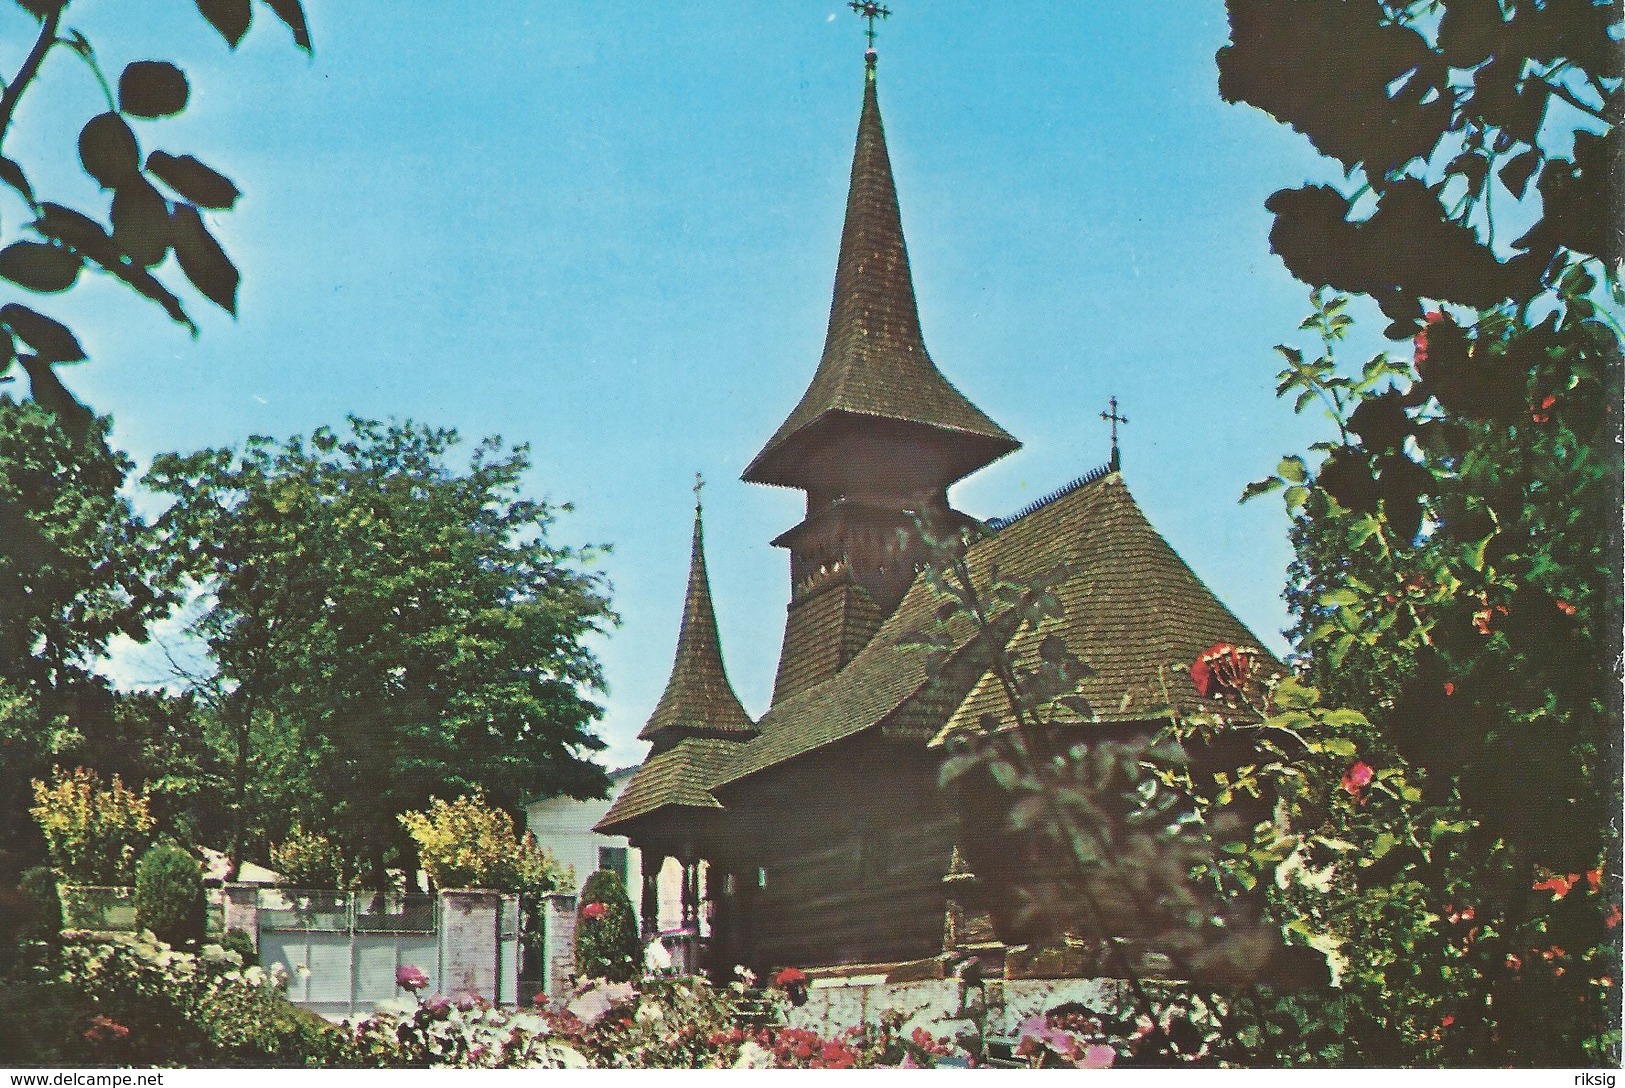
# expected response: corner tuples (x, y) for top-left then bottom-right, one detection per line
(713, 471), (1271, 787)
(600, 471), (1273, 829)
(638, 505), (756, 747)
(741, 58), (1018, 490)
(595, 737), (739, 832)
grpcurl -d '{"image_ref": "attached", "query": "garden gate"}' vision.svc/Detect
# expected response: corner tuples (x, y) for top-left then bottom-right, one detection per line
(251, 888), (521, 1020)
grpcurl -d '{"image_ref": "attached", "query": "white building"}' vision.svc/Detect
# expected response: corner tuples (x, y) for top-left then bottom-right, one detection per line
(525, 767), (683, 935)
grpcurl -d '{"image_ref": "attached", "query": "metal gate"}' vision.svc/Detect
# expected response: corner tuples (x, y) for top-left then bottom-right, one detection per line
(258, 889), (439, 1020)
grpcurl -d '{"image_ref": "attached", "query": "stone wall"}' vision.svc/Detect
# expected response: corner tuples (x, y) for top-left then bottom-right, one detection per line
(784, 972), (1130, 1041)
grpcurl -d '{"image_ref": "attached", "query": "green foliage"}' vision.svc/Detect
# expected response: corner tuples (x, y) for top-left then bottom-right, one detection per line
(29, 766), (155, 884)
(0, 932), (364, 1067)
(270, 825), (355, 891)
(145, 418), (616, 887)
(398, 793), (568, 895)
(2, 864), (63, 973)
(219, 927), (257, 969)
(1220, 0), (1622, 1066)
(132, 844), (205, 948)
(574, 869), (640, 983)
(0, 397), (167, 865)
(0, 0), (310, 434)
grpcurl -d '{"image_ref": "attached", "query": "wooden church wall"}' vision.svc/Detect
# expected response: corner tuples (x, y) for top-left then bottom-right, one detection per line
(711, 731), (959, 971)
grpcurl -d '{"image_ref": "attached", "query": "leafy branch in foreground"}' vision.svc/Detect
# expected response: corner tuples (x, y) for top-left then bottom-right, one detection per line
(0, 0), (311, 432)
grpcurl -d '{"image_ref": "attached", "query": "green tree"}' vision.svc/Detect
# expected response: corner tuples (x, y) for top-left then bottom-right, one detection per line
(1217, 0), (1621, 1065)
(0, 399), (167, 861)
(574, 869), (639, 983)
(146, 418), (616, 888)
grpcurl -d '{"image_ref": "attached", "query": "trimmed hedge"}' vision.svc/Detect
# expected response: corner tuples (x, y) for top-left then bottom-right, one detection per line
(133, 845), (205, 947)
(574, 869), (640, 982)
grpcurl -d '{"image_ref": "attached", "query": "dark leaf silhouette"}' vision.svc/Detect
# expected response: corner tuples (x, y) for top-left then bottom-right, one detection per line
(34, 203), (118, 264)
(171, 203), (239, 314)
(1498, 149), (1541, 201)
(0, 241), (81, 293)
(111, 178), (172, 267)
(0, 158), (34, 205)
(17, 354), (93, 440)
(14, 0), (67, 19)
(78, 113), (141, 189)
(1, 304), (86, 362)
(262, 0), (312, 52)
(195, 0), (252, 48)
(147, 151), (239, 210)
(118, 61), (190, 119)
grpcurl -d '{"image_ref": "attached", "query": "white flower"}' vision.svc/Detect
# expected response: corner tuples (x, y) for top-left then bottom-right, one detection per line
(733, 1041), (775, 1069)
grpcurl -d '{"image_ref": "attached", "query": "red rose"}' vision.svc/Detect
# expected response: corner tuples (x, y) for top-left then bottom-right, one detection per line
(1341, 761), (1373, 796)
(582, 901), (608, 921)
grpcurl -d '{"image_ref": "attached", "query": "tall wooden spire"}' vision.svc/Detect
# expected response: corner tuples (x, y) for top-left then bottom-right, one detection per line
(742, 54), (1018, 494)
(639, 489), (755, 751)
(749, 51), (1018, 705)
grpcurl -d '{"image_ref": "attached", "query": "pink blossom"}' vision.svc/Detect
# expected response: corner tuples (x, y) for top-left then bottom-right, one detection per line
(1078, 1044), (1117, 1069)
(395, 964), (430, 992)
(1341, 760), (1373, 796)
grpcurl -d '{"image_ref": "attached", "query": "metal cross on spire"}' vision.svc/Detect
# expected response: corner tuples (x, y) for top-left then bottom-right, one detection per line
(848, 1), (891, 51)
(1100, 396), (1129, 471)
(693, 471), (705, 513)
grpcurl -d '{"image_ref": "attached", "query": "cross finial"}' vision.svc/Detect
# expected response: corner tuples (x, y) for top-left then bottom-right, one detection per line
(1100, 396), (1129, 472)
(848, 1), (891, 54)
(693, 471), (705, 513)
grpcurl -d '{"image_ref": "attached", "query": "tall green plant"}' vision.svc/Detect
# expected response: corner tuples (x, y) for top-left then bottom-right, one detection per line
(1218, 0), (1621, 1065)
(133, 843), (205, 947)
(574, 869), (639, 983)
(146, 419), (616, 887)
(29, 766), (154, 884)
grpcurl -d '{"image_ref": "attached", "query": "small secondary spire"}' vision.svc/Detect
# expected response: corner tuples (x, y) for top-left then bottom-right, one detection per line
(1100, 395), (1129, 472)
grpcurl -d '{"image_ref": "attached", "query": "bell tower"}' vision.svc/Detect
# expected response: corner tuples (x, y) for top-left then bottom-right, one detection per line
(744, 42), (1019, 704)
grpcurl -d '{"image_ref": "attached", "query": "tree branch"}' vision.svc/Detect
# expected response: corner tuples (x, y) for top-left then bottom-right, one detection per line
(0, 6), (65, 154)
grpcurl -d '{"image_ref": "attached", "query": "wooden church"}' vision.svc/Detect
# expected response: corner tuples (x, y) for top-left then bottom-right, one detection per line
(597, 37), (1268, 979)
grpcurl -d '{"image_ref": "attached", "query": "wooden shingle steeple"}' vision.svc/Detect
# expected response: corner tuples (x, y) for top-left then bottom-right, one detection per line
(638, 492), (756, 753)
(746, 52), (1019, 704)
(742, 55), (1019, 493)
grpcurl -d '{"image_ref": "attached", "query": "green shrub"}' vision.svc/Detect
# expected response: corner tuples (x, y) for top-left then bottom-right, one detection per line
(270, 825), (355, 890)
(221, 926), (258, 968)
(18, 866), (63, 944)
(398, 792), (569, 894)
(29, 767), (156, 884)
(4, 933), (368, 1067)
(133, 845), (205, 947)
(574, 869), (640, 982)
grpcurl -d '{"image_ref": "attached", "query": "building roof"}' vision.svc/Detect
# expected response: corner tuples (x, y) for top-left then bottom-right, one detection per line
(604, 471), (1275, 827)
(741, 59), (1018, 490)
(638, 505), (756, 746)
(594, 736), (739, 831)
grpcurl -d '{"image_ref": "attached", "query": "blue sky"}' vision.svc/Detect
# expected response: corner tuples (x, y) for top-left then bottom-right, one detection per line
(6, 3), (1376, 771)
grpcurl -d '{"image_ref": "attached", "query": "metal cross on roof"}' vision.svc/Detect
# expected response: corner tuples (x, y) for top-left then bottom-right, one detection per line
(693, 471), (705, 513)
(848, 1), (891, 50)
(1100, 396), (1129, 471)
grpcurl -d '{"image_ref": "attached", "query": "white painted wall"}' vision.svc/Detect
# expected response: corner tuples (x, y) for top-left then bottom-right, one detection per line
(524, 769), (686, 934)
